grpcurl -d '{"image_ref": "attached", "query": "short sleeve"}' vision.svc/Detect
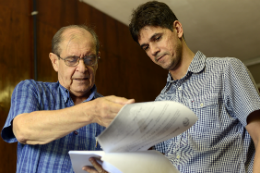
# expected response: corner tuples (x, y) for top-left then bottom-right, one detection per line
(224, 58), (260, 127)
(1, 80), (40, 143)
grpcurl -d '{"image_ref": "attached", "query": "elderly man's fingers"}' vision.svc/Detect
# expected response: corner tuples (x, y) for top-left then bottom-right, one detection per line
(84, 158), (109, 173)
(88, 96), (135, 127)
(105, 95), (135, 105)
(82, 166), (98, 173)
(90, 158), (103, 172)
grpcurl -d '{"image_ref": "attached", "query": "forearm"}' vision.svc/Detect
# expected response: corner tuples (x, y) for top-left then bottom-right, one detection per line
(13, 102), (95, 145)
(12, 96), (134, 145)
(253, 142), (260, 173)
(245, 110), (260, 173)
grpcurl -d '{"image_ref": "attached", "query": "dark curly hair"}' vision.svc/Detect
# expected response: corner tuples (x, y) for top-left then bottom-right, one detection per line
(129, 1), (179, 43)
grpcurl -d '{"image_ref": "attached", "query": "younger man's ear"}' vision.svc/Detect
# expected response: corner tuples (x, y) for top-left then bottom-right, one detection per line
(173, 20), (184, 39)
(49, 53), (59, 72)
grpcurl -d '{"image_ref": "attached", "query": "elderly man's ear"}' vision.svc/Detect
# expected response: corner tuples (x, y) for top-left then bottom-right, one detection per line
(97, 51), (101, 60)
(49, 53), (59, 72)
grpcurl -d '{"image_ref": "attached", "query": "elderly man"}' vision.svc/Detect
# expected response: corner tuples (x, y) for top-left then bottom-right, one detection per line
(1, 25), (134, 173)
(85, 1), (260, 173)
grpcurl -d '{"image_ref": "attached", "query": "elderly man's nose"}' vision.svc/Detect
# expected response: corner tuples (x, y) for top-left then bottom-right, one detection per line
(77, 59), (88, 71)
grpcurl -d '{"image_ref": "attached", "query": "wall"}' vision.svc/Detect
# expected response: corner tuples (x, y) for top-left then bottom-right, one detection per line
(0, 0), (167, 172)
(0, 1), (32, 172)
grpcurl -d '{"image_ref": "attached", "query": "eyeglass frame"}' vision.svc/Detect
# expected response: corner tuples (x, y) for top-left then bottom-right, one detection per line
(55, 53), (99, 67)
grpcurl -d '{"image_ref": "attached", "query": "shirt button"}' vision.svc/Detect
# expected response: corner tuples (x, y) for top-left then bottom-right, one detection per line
(176, 155), (180, 159)
(200, 103), (204, 107)
(178, 87), (182, 90)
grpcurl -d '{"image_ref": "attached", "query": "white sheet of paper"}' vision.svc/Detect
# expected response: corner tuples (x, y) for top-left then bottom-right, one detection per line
(69, 101), (197, 173)
(98, 101), (197, 153)
(69, 150), (179, 173)
(69, 151), (105, 173)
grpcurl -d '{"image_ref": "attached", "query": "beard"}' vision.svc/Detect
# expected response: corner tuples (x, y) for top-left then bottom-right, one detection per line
(160, 42), (183, 71)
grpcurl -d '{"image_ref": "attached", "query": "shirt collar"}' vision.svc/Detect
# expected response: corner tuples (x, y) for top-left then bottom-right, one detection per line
(83, 85), (98, 102)
(166, 51), (206, 83)
(58, 82), (98, 103)
(188, 51), (206, 74)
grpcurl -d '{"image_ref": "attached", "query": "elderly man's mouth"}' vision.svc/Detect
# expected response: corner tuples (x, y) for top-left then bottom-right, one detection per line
(73, 78), (89, 81)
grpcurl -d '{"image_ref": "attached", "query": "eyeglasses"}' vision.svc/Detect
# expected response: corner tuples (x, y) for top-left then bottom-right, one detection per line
(56, 54), (98, 67)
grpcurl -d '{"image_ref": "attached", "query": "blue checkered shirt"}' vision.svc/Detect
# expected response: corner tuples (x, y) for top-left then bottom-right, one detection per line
(154, 51), (260, 172)
(1, 80), (105, 173)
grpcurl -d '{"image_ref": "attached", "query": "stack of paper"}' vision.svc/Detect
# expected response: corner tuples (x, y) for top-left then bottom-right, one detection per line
(69, 101), (198, 173)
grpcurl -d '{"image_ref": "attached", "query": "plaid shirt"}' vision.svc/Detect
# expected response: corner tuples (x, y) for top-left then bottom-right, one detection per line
(155, 51), (260, 172)
(1, 80), (105, 173)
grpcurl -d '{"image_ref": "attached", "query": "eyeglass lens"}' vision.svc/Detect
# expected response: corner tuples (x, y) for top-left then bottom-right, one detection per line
(64, 55), (97, 67)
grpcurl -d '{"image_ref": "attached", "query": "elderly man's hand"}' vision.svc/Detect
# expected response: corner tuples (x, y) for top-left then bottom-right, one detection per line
(82, 157), (109, 173)
(88, 95), (135, 127)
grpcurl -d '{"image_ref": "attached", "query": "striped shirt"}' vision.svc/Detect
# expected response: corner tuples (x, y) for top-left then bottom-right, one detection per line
(1, 80), (105, 173)
(155, 51), (260, 172)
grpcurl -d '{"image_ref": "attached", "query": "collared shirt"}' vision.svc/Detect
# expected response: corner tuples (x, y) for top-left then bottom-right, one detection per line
(154, 51), (260, 172)
(1, 80), (105, 173)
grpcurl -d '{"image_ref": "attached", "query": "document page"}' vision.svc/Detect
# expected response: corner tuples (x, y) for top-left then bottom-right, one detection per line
(69, 101), (197, 173)
(98, 101), (197, 152)
(69, 151), (105, 173)
(69, 150), (179, 173)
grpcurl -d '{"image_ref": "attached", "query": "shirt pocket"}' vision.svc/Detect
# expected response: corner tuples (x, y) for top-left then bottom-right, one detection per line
(187, 94), (219, 109)
(187, 94), (223, 149)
